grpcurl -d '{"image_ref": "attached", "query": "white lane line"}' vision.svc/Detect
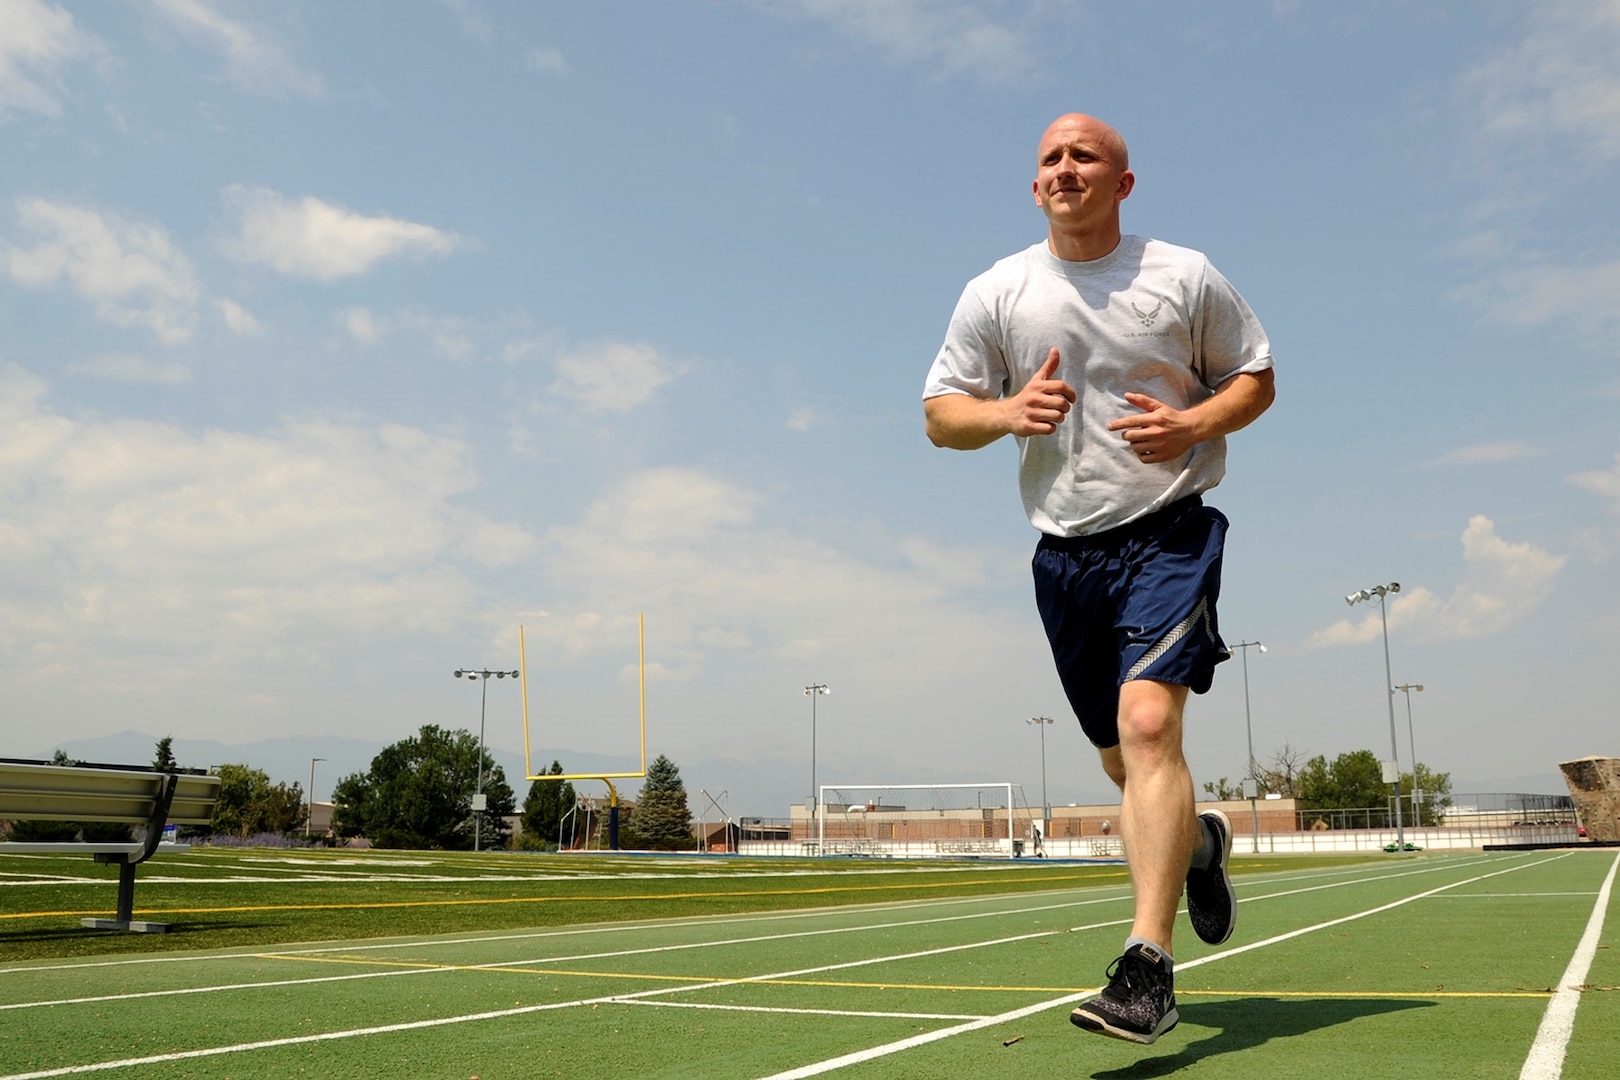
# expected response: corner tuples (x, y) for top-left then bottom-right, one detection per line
(0, 893), (1132, 1011)
(0, 886), (1135, 977)
(0, 917), (1111, 1079)
(2, 853), (1464, 977)
(1518, 851), (1620, 1080)
(755, 853), (1567, 1079)
(615, 1000), (985, 1021)
(0, 852), (1504, 1009)
(0, 854), (1546, 1079)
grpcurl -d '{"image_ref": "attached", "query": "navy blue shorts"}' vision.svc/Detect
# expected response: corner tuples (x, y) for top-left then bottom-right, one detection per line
(1031, 497), (1229, 749)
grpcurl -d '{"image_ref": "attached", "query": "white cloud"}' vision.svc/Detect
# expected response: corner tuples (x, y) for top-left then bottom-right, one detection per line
(767, 0), (1029, 79)
(1450, 4), (1620, 338)
(150, 0), (324, 99)
(439, 0), (494, 44)
(215, 297), (262, 336)
(2, 196), (199, 343)
(333, 306), (481, 361)
(551, 340), (681, 413)
(0, 365), (536, 672)
(530, 466), (1025, 686)
(1467, 260), (1620, 339)
(1309, 515), (1565, 646)
(1420, 441), (1544, 468)
(221, 186), (461, 281)
(340, 306), (382, 347)
(1462, 1), (1620, 161)
(0, 0), (96, 122)
(65, 353), (191, 385)
(1570, 452), (1620, 512)
(523, 45), (569, 77)
(786, 406), (819, 433)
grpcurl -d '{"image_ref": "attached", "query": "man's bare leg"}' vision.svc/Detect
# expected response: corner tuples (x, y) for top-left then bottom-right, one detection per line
(1100, 679), (1200, 954)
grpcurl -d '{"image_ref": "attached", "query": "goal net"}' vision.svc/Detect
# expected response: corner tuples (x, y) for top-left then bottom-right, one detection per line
(816, 783), (1034, 857)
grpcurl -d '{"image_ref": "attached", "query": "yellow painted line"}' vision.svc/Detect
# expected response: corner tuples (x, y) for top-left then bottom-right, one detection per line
(1177, 988), (1553, 1000)
(0, 869), (1128, 921)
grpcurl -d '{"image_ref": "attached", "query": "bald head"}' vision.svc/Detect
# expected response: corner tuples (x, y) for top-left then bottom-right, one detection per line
(1032, 113), (1134, 260)
(1038, 114), (1129, 171)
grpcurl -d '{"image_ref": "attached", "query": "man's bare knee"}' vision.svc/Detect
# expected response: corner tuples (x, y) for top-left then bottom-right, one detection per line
(1117, 680), (1188, 755)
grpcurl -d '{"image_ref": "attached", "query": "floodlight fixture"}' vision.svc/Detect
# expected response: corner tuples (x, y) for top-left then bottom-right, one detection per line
(1395, 682), (1427, 820)
(805, 683), (830, 821)
(1027, 716), (1055, 821)
(1344, 582), (1407, 851)
(453, 665), (522, 850)
(1231, 639), (1267, 853)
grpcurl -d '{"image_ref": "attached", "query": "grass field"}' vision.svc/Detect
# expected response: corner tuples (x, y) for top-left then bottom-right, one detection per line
(2, 846), (1616, 1078)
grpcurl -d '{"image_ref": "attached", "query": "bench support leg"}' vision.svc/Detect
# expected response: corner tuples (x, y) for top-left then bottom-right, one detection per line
(80, 860), (172, 933)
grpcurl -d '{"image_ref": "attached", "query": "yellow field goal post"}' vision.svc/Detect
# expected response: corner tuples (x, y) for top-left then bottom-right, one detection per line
(519, 613), (647, 849)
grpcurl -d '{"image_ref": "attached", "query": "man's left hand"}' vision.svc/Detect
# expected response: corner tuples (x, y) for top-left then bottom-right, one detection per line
(1107, 392), (1202, 463)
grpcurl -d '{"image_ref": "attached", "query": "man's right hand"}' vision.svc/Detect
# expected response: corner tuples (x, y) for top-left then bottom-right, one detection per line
(1006, 349), (1076, 436)
(924, 348), (1076, 450)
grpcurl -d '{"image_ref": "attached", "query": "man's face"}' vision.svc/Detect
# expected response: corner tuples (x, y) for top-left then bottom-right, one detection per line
(1032, 116), (1133, 231)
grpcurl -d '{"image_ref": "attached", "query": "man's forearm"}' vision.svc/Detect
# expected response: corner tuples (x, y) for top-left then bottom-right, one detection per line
(924, 393), (1011, 450)
(1186, 368), (1275, 442)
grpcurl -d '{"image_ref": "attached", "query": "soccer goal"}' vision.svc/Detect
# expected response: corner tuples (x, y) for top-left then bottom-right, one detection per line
(816, 783), (1035, 858)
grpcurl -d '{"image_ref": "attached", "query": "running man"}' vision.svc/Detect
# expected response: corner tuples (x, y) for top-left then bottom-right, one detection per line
(922, 113), (1276, 1045)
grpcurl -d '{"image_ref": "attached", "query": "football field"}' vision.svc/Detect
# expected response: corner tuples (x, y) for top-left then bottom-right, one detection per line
(2, 847), (1615, 1078)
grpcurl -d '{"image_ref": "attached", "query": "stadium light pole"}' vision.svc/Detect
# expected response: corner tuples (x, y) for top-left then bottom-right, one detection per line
(805, 684), (829, 829)
(1027, 716), (1054, 822)
(1230, 640), (1266, 853)
(1395, 683), (1425, 822)
(455, 667), (520, 852)
(1345, 583), (1405, 852)
(306, 757), (325, 840)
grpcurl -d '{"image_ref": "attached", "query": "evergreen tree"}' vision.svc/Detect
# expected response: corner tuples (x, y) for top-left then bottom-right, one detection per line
(629, 754), (695, 851)
(520, 761), (578, 850)
(330, 725), (515, 849)
(152, 736), (178, 772)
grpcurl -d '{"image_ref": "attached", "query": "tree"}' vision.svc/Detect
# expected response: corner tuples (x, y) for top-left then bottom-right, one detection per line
(152, 736), (178, 772)
(331, 725), (515, 850)
(627, 754), (695, 851)
(520, 761), (578, 851)
(1298, 750), (1393, 826)
(1204, 742), (1308, 802)
(210, 763), (306, 839)
(1257, 742), (1307, 799)
(1403, 763), (1453, 827)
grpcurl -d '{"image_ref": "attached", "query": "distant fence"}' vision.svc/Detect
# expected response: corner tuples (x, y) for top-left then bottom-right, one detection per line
(732, 793), (1583, 858)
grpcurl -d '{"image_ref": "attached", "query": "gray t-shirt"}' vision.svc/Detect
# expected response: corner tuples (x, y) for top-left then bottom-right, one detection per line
(924, 235), (1273, 537)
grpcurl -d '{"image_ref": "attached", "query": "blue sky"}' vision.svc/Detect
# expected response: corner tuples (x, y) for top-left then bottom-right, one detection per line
(3, 0), (1617, 817)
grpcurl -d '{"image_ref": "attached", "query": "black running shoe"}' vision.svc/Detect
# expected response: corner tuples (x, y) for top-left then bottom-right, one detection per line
(1186, 809), (1236, 945)
(1069, 942), (1179, 1044)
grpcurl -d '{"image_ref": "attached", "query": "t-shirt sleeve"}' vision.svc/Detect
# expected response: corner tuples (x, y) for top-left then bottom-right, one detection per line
(923, 283), (1009, 401)
(1193, 259), (1274, 390)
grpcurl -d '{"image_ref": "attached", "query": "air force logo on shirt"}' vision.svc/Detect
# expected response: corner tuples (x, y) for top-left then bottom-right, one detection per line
(1127, 297), (1171, 338)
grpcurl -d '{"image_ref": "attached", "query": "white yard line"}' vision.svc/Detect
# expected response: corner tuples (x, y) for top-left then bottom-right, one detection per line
(0, 892), (1128, 1012)
(617, 1000), (984, 1021)
(0, 853), (1552, 1079)
(755, 853), (1568, 1079)
(0, 917), (1109, 1078)
(1518, 851), (1620, 1080)
(0, 853), (1508, 1009)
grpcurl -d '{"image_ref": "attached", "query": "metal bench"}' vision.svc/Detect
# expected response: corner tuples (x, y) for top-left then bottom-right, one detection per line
(0, 759), (221, 933)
